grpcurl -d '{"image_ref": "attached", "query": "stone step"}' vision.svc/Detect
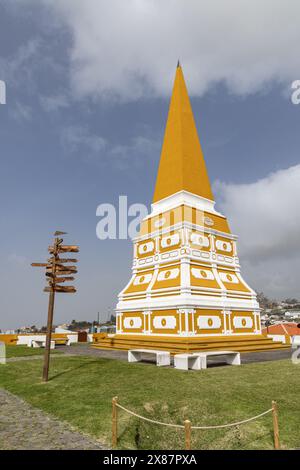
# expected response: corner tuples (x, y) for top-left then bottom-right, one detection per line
(93, 334), (289, 354)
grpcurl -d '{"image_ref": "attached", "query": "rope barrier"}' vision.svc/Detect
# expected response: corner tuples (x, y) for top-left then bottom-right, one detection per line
(112, 398), (280, 450)
(191, 408), (272, 429)
(116, 403), (184, 428)
(116, 402), (272, 430)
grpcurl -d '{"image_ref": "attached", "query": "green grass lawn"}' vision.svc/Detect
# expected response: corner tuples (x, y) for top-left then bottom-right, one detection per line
(0, 355), (298, 450)
(5, 345), (63, 358)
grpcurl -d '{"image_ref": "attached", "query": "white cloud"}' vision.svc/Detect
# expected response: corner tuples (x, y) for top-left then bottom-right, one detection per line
(215, 164), (300, 297)
(33, 0), (300, 101)
(39, 94), (69, 112)
(61, 125), (107, 154)
(60, 125), (159, 169)
(109, 136), (159, 170)
(9, 102), (32, 121)
(0, 39), (40, 86)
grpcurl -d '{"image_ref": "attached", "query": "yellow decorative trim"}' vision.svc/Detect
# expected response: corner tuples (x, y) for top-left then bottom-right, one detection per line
(139, 205), (231, 237)
(136, 238), (156, 258)
(190, 263), (221, 289)
(123, 269), (154, 294)
(231, 311), (255, 333)
(194, 310), (224, 334)
(218, 269), (251, 292)
(152, 263), (181, 290)
(121, 312), (144, 333)
(159, 230), (181, 253)
(150, 310), (179, 334)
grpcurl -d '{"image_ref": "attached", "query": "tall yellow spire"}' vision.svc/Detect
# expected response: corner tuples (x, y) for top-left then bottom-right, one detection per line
(153, 64), (214, 203)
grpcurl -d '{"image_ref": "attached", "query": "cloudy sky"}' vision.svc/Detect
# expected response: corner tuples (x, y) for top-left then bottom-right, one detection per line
(1, 1), (300, 330)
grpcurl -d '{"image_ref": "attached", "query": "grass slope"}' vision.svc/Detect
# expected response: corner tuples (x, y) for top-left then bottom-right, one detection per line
(5, 345), (62, 358)
(0, 356), (298, 450)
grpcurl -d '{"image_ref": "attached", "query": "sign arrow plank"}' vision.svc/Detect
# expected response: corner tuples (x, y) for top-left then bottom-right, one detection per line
(44, 286), (76, 293)
(48, 245), (79, 254)
(48, 258), (78, 264)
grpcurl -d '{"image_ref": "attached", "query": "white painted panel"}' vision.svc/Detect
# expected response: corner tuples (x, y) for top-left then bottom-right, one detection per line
(190, 233), (209, 247)
(161, 233), (180, 248)
(157, 268), (180, 281)
(197, 315), (221, 329)
(191, 268), (214, 280)
(216, 240), (232, 252)
(219, 272), (239, 284)
(138, 241), (154, 255)
(153, 316), (177, 329)
(233, 316), (253, 328)
(133, 273), (152, 285)
(123, 317), (143, 329)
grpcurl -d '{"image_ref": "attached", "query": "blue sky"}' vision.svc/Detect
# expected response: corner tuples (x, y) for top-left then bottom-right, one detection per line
(1, 1), (300, 330)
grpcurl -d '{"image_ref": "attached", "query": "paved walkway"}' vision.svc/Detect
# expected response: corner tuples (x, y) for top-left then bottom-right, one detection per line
(0, 389), (106, 450)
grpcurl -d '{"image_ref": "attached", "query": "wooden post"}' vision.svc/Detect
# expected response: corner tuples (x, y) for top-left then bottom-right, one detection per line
(42, 288), (55, 382)
(42, 237), (58, 382)
(112, 396), (118, 448)
(32, 232), (79, 383)
(184, 420), (191, 450)
(272, 400), (280, 450)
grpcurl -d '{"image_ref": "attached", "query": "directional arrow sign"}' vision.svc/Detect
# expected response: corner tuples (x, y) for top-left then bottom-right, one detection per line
(55, 285), (76, 293)
(46, 274), (75, 282)
(56, 268), (77, 274)
(48, 245), (79, 254)
(46, 264), (77, 272)
(46, 270), (77, 276)
(48, 258), (78, 264)
(55, 264), (77, 270)
(32, 233), (79, 383)
(44, 286), (76, 293)
(54, 276), (75, 283)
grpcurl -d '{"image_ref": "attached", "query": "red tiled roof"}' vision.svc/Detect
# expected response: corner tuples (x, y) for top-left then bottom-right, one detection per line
(262, 322), (300, 336)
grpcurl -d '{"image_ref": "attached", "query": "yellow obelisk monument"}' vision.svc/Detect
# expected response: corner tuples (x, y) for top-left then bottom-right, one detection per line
(94, 64), (287, 353)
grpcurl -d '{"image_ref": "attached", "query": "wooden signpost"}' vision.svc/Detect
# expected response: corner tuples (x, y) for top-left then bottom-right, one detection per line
(31, 231), (79, 382)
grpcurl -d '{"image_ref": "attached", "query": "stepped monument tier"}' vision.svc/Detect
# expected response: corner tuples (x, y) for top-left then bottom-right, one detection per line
(94, 64), (287, 354)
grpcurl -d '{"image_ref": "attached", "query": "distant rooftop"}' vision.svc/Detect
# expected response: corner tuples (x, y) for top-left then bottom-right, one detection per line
(263, 322), (300, 336)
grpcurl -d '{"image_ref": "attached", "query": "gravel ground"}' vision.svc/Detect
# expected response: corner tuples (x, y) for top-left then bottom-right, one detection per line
(0, 389), (106, 450)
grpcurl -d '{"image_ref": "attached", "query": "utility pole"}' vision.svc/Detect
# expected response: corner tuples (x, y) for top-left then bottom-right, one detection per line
(31, 231), (79, 382)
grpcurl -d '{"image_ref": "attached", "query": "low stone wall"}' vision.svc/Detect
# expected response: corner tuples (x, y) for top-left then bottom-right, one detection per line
(267, 334), (291, 344)
(0, 334), (18, 345)
(16, 333), (78, 347)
